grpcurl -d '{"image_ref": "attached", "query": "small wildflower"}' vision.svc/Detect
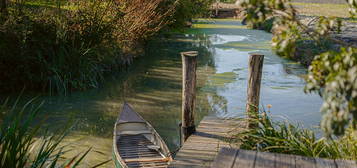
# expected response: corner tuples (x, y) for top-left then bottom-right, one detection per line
(267, 104), (272, 109)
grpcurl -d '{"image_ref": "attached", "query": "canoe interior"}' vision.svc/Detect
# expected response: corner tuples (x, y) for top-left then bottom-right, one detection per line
(114, 103), (172, 168)
(117, 134), (170, 168)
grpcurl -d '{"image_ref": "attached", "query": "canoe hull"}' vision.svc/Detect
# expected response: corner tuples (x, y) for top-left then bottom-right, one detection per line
(113, 103), (172, 168)
(112, 150), (123, 168)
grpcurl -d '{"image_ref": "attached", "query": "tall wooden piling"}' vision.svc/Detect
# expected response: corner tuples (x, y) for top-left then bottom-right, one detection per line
(181, 51), (198, 142)
(246, 53), (264, 128)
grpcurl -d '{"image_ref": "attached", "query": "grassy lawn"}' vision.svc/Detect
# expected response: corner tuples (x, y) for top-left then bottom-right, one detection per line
(291, 2), (350, 18)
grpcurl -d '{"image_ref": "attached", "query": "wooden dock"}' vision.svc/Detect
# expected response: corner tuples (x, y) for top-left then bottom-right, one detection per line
(212, 147), (357, 168)
(169, 116), (357, 168)
(169, 116), (243, 168)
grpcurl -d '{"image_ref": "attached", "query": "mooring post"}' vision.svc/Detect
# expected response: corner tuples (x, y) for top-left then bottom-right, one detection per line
(181, 51), (198, 142)
(246, 53), (264, 128)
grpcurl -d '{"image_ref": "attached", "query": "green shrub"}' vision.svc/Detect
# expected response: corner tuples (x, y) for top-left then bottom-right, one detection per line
(0, 0), (124, 94)
(169, 0), (213, 29)
(291, 38), (334, 66)
(0, 0), (181, 94)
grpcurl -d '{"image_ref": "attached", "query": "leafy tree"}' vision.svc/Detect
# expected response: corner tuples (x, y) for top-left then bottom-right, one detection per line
(240, 0), (357, 136)
(169, 0), (213, 28)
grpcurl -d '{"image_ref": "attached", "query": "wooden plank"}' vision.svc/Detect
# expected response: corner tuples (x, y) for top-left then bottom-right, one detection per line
(295, 155), (316, 168)
(120, 150), (158, 154)
(254, 151), (276, 168)
(274, 153), (296, 168)
(124, 157), (170, 163)
(170, 116), (243, 168)
(315, 158), (336, 168)
(211, 147), (238, 168)
(334, 159), (357, 168)
(232, 149), (256, 168)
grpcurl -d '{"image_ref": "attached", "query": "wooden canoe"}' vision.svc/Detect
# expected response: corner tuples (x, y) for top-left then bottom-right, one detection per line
(113, 103), (172, 168)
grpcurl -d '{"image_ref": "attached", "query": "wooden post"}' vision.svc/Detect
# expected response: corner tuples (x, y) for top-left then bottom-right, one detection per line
(181, 51), (198, 142)
(246, 53), (264, 128)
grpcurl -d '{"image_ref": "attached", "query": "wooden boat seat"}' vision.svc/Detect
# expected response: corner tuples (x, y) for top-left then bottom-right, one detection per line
(118, 134), (169, 167)
(124, 157), (170, 163)
(118, 130), (152, 135)
(147, 145), (160, 151)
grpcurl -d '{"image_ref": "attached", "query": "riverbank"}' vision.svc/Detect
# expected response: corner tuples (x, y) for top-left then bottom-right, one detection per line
(0, 0), (211, 94)
(0, 0), (172, 94)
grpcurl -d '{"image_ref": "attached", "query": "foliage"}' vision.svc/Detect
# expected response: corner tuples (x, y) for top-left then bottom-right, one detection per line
(306, 47), (357, 136)
(0, 0), (178, 94)
(0, 0), (123, 94)
(0, 98), (105, 167)
(116, 0), (177, 58)
(169, 0), (213, 29)
(221, 0), (236, 3)
(240, 0), (357, 136)
(233, 112), (357, 160)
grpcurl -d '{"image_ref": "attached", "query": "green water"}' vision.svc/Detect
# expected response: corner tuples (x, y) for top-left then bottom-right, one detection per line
(6, 19), (322, 167)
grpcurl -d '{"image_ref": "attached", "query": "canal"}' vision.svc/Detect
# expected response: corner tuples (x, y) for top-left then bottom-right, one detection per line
(11, 19), (323, 167)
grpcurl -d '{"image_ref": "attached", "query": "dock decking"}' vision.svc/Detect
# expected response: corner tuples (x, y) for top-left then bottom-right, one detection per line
(169, 116), (243, 168)
(169, 116), (357, 168)
(212, 147), (357, 168)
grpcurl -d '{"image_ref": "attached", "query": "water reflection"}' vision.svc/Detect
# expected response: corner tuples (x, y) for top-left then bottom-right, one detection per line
(188, 20), (322, 127)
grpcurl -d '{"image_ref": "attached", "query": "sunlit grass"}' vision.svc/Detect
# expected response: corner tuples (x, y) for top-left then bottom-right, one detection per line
(232, 112), (357, 160)
(223, 41), (271, 50)
(195, 18), (242, 22)
(208, 72), (237, 87)
(291, 2), (350, 18)
(192, 24), (247, 29)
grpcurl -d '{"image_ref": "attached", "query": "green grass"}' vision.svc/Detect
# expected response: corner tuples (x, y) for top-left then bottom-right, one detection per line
(232, 112), (357, 160)
(291, 2), (350, 18)
(192, 23), (247, 29)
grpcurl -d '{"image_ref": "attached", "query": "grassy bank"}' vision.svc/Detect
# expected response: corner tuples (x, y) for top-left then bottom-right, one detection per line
(232, 112), (357, 160)
(0, 0), (174, 94)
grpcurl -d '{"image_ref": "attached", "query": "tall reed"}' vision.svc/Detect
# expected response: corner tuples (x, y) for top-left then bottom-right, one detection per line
(0, 0), (178, 94)
(0, 98), (108, 167)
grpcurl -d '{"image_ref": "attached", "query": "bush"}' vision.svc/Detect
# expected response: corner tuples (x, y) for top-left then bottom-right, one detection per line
(0, 0), (178, 94)
(169, 0), (213, 29)
(0, 0), (124, 94)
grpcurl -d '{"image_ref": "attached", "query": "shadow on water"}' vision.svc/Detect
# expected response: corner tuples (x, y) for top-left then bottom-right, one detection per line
(0, 32), (225, 166)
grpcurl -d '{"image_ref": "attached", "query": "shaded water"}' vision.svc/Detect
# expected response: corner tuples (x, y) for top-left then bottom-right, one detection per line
(6, 19), (322, 167)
